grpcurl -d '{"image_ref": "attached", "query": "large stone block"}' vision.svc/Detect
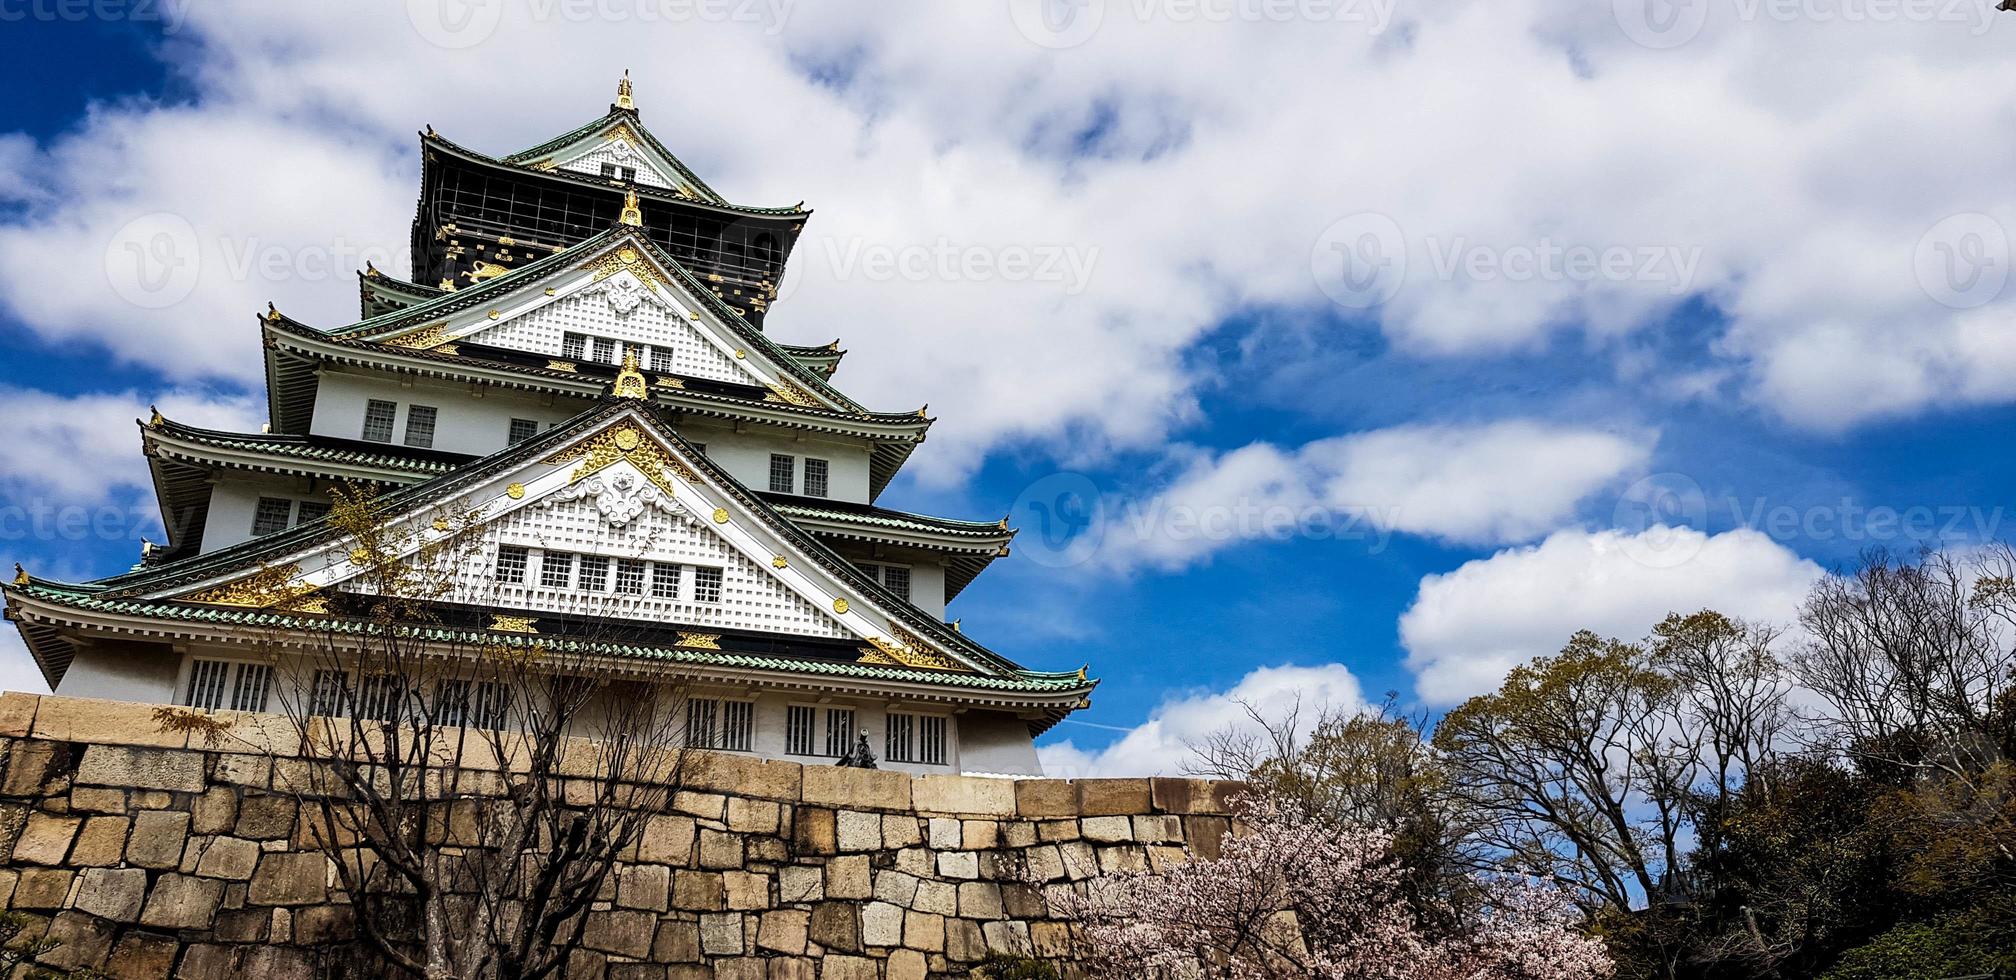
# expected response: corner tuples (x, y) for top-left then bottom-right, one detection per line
(722, 870), (768, 910)
(1077, 778), (1152, 816)
(69, 815), (130, 866)
(800, 766), (910, 812)
(945, 917), (988, 963)
(982, 919), (1034, 956)
(1, 740), (72, 797)
(12, 812), (80, 865)
(1014, 779), (1078, 820)
(635, 814), (695, 866)
(936, 850), (979, 880)
(103, 930), (179, 978)
(725, 797), (780, 834)
(32, 698), (186, 750)
(246, 852), (329, 906)
(140, 874), (224, 929)
(653, 919), (701, 962)
(671, 870), (725, 912)
(233, 795), (297, 840)
(1184, 815), (1233, 860)
(684, 752), (801, 803)
(872, 869), (919, 907)
(0, 692), (39, 737)
(293, 904), (355, 944)
(13, 868), (73, 909)
(73, 867), (147, 922)
(958, 882), (1005, 920)
(807, 901), (860, 953)
(881, 814), (923, 848)
(582, 909), (657, 959)
(193, 837), (262, 880)
(791, 807), (836, 856)
(911, 775), (1016, 817)
(835, 810), (881, 852)
(696, 828), (743, 869)
(776, 864), (823, 903)
(825, 854), (871, 900)
(126, 810), (189, 869)
(1081, 815), (1134, 843)
(821, 956), (878, 980)
(699, 912), (744, 956)
(39, 909), (116, 971)
(616, 863), (670, 912)
(756, 908), (808, 955)
(912, 879), (957, 916)
(1151, 776), (1244, 815)
(904, 910), (946, 952)
(887, 948), (929, 980)
(75, 745), (205, 794)
(861, 900), (905, 946)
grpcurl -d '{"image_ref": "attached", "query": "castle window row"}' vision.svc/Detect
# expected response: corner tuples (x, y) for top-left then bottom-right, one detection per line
(361, 398), (439, 449)
(767, 454), (830, 498)
(251, 496), (333, 537)
(495, 545), (724, 603)
(561, 332), (681, 375)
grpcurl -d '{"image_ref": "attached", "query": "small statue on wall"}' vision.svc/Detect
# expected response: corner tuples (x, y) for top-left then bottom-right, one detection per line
(836, 731), (878, 769)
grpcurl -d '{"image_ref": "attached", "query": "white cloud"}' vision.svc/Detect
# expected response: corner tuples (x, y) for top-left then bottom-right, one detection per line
(1095, 421), (1651, 572)
(1399, 526), (1825, 705)
(0, 2), (2007, 478)
(0, 386), (263, 506)
(1039, 663), (1367, 778)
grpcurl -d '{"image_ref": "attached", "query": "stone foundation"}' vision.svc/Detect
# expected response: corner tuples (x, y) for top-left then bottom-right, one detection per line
(0, 694), (1240, 978)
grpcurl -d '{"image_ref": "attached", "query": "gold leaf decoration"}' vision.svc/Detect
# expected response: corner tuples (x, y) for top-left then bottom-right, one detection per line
(506, 483), (526, 500)
(676, 631), (721, 650)
(832, 598), (849, 615)
(547, 360), (579, 373)
(490, 615), (539, 634)
(184, 564), (316, 609)
(765, 379), (821, 408)
(386, 322), (453, 350)
(856, 630), (966, 672)
(711, 508), (729, 524)
(541, 421), (695, 498)
(771, 556), (789, 569)
(580, 244), (663, 290)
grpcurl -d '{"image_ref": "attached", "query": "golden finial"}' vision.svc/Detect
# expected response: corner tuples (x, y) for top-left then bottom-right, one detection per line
(619, 188), (643, 227)
(425, 124), (437, 138)
(147, 405), (164, 427)
(616, 70), (635, 110)
(611, 348), (648, 399)
(265, 302), (281, 323)
(998, 515), (1010, 530)
(12, 564), (26, 587)
(952, 619), (962, 633)
(1076, 664), (1088, 683)
(916, 404), (929, 418)
(364, 260), (379, 277)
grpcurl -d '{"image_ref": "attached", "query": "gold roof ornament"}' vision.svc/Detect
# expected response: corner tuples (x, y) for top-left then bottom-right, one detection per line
(147, 406), (164, 427)
(616, 69), (634, 110)
(13, 564), (27, 587)
(265, 302), (281, 323)
(611, 349), (648, 399)
(619, 187), (643, 227)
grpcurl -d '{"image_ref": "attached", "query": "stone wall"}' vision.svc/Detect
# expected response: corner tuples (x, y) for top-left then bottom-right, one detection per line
(0, 694), (1241, 979)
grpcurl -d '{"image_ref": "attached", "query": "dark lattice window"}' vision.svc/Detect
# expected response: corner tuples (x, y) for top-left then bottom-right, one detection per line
(693, 566), (723, 603)
(362, 399), (397, 443)
(786, 705), (816, 756)
(650, 563), (681, 599)
(769, 454), (794, 494)
(496, 545), (528, 584)
(294, 500), (330, 525)
(577, 555), (610, 592)
(540, 552), (574, 589)
(562, 333), (588, 360)
(615, 559), (645, 595)
(825, 708), (855, 758)
(404, 405), (438, 448)
(508, 418), (539, 445)
(803, 458), (829, 498)
(252, 497), (293, 536)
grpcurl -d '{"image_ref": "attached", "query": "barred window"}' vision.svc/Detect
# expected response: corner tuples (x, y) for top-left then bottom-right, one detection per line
(649, 348), (673, 373)
(769, 454), (794, 493)
(508, 418), (540, 445)
(294, 500), (331, 525)
(824, 708), (856, 758)
(404, 405), (438, 449)
(252, 497), (294, 536)
(615, 558), (646, 595)
(562, 332), (588, 360)
(496, 545), (529, 584)
(438, 679), (510, 730)
(686, 698), (716, 749)
(230, 664), (273, 713)
(362, 399), (397, 442)
(540, 551), (574, 589)
(719, 700), (753, 751)
(886, 712), (949, 765)
(184, 659), (230, 711)
(803, 458), (829, 498)
(650, 563), (681, 599)
(866, 564), (912, 603)
(786, 705), (816, 756)
(594, 337), (620, 363)
(577, 555), (610, 592)
(311, 669), (350, 717)
(357, 675), (407, 722)
(692, 566), (723, 603)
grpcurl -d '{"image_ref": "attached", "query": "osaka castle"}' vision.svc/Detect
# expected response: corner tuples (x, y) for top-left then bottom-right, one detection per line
(2, 76), (1093, 776)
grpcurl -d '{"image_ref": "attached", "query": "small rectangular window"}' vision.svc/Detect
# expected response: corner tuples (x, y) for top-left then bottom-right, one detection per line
(508, 418), (539, 445)
(540, 551), (574, 589)
(251, 497), (294, 536)
(720, 700), (753, 751)
(649, 348), (673, 373)
(496, 545), (529, 584)
(562, 332), (588, 360)
(185, 659), (231, 711)
(650, 563), (681, 599)
(885, 712), (947, 765)
(886, 712), (915, 763)
(404, 405), (438, 449)
(357, 675), (406, 722)
(438, 679), (510, 730)
(877, 564), (912, 603)
(577, 555), (610, 592)
(692, 566), (723, 603)
(786, 705), (816, 756)
(918, 715), (948, 765)
(615, 558), (645, 595)
(594, 337), (620, 363)
(825, 708), (856, 758)
(294, 500), (331, 525)
(600, 162), (620, 180)
(769, 454), (795, 494)
(621, 166), (637, 182)
(687, 698), (717, 749)
(311, 669), (350, 717)
(362, 399), (398, 443)
(803, 458), (829, 498)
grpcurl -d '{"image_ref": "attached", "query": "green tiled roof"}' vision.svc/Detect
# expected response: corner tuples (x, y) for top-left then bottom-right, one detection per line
(767, 500), (1011, 540)
(5, 578), (1090, 695)
(149, 421), (459, 476)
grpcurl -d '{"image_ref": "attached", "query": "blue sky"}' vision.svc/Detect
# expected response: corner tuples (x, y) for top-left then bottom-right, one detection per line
(2, 2), (2013, 775)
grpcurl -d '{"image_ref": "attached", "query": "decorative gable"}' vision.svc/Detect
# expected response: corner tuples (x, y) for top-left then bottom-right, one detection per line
(465, 269), (751, 385)
(547, 122), (692, 197)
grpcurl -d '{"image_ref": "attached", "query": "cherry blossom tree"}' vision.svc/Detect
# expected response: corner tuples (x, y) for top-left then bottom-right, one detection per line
(1039, 793), (1612, 980)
